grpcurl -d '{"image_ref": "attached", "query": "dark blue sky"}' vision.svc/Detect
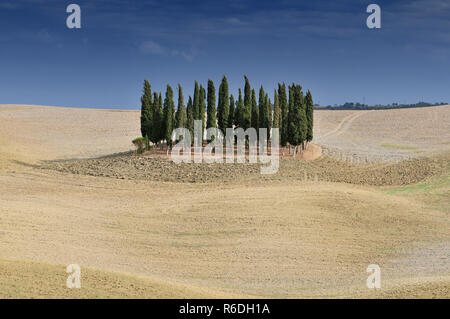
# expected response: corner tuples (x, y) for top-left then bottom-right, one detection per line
(1, 0), (449, 109)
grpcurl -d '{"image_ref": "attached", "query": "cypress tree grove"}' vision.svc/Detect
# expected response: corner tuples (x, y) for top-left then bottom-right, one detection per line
(228, 94), (235, 128)
(273, 89), (281, 131)
(137, 77), (313, 154)
(278, 83), (288, 147)
(206, 79), (217, 134)
(186, 96), (194, 143)
(305, 90), (314, 144)
(251, 89), (258, 132)
(163, 85), (175, 148)
(175, 84), (186, 129)
(217, 76), (229, 133)
(199, 85), (206, 137)
(140, 80), (153, 139)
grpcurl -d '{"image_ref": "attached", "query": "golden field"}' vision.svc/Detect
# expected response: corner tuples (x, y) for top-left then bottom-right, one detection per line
(0, 104), (449, 298)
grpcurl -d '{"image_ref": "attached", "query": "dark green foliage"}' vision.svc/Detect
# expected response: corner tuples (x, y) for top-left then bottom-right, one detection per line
(175, 84), (186, 129)
(206, 79), (217, 130)
(235, 88), (244, 128)
(242, 102), (251, 130)
(258, 86), (265, 131)
(251, 89), (258, 131)
(244, 75), (251, 110)
(278, 83), (288, 147)
(273, 89), (281, 130)
(298, 86), (307, 149)
(138, 77), (313, 151)
(258, 86), (271, 135)
(163, 85), (175, 147)
(199, 85), (206, 136)
(193, 81), (200, 120)
(140, 80), (153, 138)
(305, 90), (314, 142)
(287, 84), (300, 146)
(186, 96), (194, 142)
(287, 84), (294, 145)
(228, 94), (235, 128)
(217, 76), (229, 133)
(150, 92), (162, 145)
(237, 75), (252, 130)
(145, 134), (150, 150)
(157, 93), (163, 141)
(287, 84), (307, 148)
(265, 93), (272, 140)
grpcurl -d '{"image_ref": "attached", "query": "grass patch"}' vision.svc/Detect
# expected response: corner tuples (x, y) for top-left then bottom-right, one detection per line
(386, 175), (449, 195)
(386, 183), (429, 195)
(380, 143), (419, 151)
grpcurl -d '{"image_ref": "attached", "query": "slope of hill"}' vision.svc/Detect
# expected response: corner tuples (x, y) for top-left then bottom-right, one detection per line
(0, 104), (448, 298)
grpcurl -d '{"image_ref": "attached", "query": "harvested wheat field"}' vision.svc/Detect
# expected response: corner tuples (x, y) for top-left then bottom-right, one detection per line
(0, 104), (449, 298)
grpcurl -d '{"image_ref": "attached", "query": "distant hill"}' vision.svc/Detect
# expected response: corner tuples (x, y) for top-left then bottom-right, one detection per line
(315, 102), (448, 110)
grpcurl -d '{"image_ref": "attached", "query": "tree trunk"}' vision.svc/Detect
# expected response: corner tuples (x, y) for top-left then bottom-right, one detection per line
(293, 145), (297, 158)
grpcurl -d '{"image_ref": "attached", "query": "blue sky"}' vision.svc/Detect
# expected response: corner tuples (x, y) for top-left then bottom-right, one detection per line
(0, 0), (449, 109)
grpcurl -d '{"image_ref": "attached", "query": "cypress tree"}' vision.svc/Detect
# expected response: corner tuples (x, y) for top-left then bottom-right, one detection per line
(305, 90), (314, 143)
(244, 76), (251, 110)
(186, 96), (194, 142)
(217, 76), (229, 133)
(163, 85), (175, 148)
(251, 89), (258, 131)
(151, 92), (162, 145)
(287, 84), (294, 149)
(258, 86), (265, 131)
(199, 85), (206, 137)
(228, 94), (235, 128)
(288, 84), (300, 150)
(273, 89), (281, 131)
(158, 92), (163, 142)
(243, 97), (252, 130)
(140, 80), (153, 139)
(193, 81), (200, 120)
(240, 76), (252, 130)
(288, 84), (307, 154)
(175, 84), (186, 129)
(206, 79), (217, 130)
(278, 83), (288, 147)
(298, 85), (307, 149)
(264, 93), (272, 140)
(236, 88), (244, 128)
(145, 134), (150, 151)
(234, 96), (241, 128)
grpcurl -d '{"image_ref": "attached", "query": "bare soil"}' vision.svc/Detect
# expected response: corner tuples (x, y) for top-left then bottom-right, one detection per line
(1, 104), (449, 298)
(42, 150), (449, 186)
